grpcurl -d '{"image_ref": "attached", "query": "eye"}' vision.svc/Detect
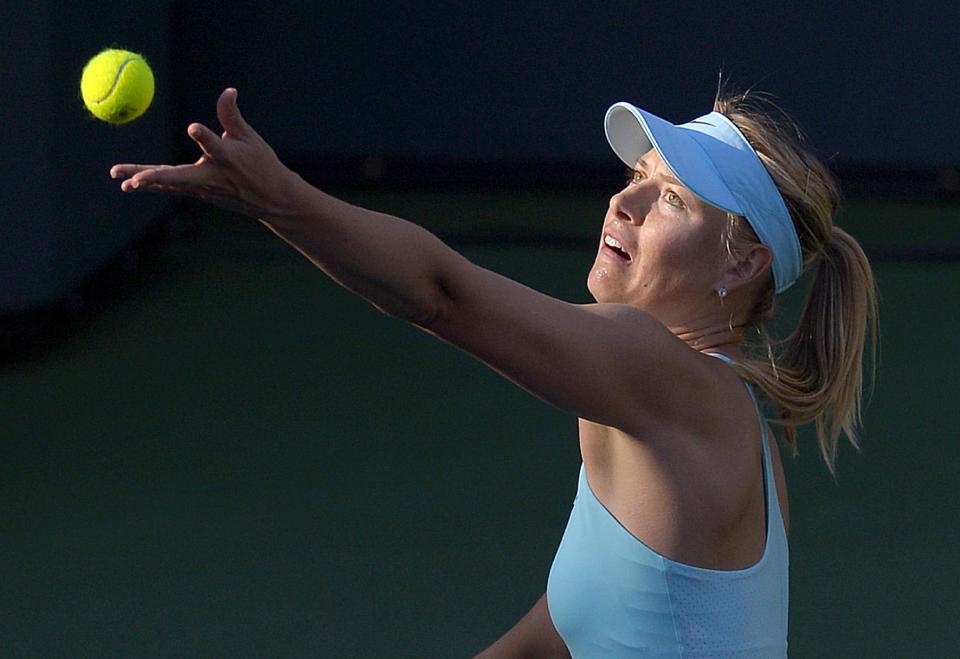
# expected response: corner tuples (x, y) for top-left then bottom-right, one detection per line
(664, 191), (686, 208)
(624, 168), (644, 185)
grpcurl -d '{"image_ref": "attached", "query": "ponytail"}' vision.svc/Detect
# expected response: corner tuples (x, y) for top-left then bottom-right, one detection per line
(716, 90), (879, 474)
(735, 227), (878, 474)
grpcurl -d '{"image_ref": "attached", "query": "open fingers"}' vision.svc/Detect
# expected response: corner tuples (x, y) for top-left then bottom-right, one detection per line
(111, 88), (276, 214)
(113, 117), (223, 186)
(188, 122), (225, 160)
(216, 88), (254, 139)
(111, 163), (172, 180)
(120, 163), (208, 192)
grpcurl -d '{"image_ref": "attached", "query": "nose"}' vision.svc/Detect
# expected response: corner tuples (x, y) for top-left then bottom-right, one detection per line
(609, 179), (656, 225)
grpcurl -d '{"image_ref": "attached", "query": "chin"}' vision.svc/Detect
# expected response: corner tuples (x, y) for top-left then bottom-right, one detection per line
(586, 264), (614, 303)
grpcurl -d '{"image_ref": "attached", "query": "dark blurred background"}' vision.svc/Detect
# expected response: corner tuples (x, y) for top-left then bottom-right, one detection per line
(2, 1), (958, 657)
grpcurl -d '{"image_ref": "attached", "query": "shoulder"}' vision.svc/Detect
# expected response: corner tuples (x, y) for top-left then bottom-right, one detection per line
(611, 348), (764, 472)
(580, 352), (774, 567)
(574, 304), (745, 438)
(682, 352), (763, 451)
(584, 345), (764, 476)
(636, 342), (756, 443)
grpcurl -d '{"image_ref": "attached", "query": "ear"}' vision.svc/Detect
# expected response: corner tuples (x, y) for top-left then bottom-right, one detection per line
(717, 242), (773, 293)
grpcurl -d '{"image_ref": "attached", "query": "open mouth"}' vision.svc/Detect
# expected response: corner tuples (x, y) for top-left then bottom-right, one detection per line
(603, 234), (632, 262)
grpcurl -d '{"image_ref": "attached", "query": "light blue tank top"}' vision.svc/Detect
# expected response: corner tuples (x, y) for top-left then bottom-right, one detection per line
(546, 354), (789, 657)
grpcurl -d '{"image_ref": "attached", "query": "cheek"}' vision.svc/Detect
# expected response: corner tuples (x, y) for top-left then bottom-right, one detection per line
(645, 225), (721, 288)
(683, 234), (725, 287)
(643, 223), (695, 268)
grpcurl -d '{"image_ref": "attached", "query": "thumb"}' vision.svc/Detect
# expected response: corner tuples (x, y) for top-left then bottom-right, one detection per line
(217, 87), (253, 138)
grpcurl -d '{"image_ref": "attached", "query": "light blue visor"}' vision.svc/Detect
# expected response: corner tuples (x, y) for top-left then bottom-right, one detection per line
(604, 102), (802, 294)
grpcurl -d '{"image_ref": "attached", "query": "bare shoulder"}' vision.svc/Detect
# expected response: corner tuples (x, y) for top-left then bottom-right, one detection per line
(588, 349), (762, 467)
(427, 271), (733, 440)
(579, 351), (786, 568)
(697, 354), (790, 535)
(674, 351), (769, 474)
(571, 304), (742, 438)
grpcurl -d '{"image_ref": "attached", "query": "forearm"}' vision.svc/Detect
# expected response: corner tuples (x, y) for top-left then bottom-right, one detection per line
(475, 594), (571, 659)
(258, 175), (459, 326)
(114, 92), (460, 330)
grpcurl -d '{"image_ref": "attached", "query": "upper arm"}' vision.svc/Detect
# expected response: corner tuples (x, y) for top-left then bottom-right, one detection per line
(424, 252), (708, 438)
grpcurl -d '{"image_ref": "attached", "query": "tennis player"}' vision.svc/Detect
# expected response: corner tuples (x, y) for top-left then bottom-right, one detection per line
(111, 87), (877, 657)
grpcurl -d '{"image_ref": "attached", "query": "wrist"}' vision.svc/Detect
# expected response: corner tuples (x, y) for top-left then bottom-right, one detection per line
(259, 168), (318, 226)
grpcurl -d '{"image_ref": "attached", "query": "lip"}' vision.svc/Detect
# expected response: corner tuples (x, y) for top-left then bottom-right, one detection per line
(600, 230), (633, 263)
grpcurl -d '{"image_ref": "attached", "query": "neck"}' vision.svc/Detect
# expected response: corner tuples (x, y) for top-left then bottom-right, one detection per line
(670, 320), (745, 355)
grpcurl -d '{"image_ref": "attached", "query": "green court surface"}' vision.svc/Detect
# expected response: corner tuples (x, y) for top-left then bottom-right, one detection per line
(2, 195), (958, 656)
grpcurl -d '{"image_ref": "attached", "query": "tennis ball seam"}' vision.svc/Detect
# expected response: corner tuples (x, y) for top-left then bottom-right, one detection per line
(90, 57), (138, 105)
(80, 48), (155, 124)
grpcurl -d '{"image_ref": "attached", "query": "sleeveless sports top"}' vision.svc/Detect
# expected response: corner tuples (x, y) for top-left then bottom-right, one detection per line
(546, 353), (789, 657)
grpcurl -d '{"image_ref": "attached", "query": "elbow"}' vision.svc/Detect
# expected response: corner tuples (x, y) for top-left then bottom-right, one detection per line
(416, 279), (455, 330)
(390, 249), (468, 331)
(383, 275), (454, 331)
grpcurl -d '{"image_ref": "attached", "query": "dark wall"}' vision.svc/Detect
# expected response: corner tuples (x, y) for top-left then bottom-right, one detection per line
(1, 3), (176, 314)
(172, 1), (960, 168)
(3, 1), (958, 316)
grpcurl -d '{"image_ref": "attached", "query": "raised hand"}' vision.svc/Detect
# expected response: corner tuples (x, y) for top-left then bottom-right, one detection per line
(110, 88), (305, 219)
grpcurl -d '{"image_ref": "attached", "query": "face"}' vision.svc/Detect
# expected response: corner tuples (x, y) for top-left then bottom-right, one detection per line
(587, 148), (730, 326)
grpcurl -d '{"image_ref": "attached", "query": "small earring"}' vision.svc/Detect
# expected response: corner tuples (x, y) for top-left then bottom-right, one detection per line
(717, 287), (728, 299)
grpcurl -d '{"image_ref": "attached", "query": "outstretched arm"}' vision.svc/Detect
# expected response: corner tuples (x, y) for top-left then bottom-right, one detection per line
(112, 89), (709, 437)
(112, 88), (480, 327)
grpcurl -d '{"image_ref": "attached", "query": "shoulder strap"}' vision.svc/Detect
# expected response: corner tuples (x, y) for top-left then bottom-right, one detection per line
(704, 351), (736, 366)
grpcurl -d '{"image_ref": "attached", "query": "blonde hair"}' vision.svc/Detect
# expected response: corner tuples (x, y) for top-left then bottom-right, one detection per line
(714, 90), (879, 474)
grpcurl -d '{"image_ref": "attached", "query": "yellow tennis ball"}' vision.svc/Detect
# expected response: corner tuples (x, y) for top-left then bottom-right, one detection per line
(80, 48), (155, 125)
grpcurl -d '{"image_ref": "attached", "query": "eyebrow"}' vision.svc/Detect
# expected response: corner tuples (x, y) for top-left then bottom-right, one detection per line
(633, 159), (702, 210)
(634, 160), (686, 189)
(656, 171), (683, 187)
